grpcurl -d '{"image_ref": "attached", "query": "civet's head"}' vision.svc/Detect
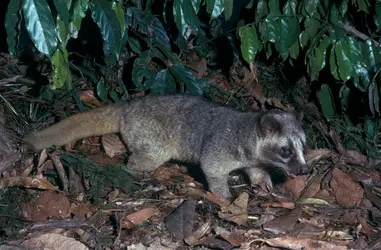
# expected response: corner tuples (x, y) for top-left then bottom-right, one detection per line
(255, 109), (309, 181)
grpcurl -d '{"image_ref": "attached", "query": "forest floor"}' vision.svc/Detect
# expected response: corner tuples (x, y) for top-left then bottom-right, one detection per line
(0, 52), (381, 250)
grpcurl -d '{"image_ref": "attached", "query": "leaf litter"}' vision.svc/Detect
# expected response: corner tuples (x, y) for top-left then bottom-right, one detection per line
(1, 55), (381, 250)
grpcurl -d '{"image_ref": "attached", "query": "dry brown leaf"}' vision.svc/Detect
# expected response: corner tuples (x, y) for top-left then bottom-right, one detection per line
(330, 168), (364, 206)
(102, 134), (127, 158)
(184, 220), (212, 246)
(125, 207), (160, 226)
(305, 148), (332, 166)
(23, 191), (70, 222)
(21, 233), (89, 250)
(260, 201), (295, 210)
(283, 175), (308, 198)
(255, 236), (348, 250)
(21, 156), (34, 176)
(0, 175), (57, 190)
(37, 148), (48, 168)
(108, 189), (120, 202)
(218, 192), (249, 225)
(346, 150), (368, 165)
(262, 207), (301, 235)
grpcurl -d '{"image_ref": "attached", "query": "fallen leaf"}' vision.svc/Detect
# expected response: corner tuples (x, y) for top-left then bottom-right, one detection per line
(165, 199), (197, 240)
(0, 175), (57, 190)
(184, 220), (212, 246)
(262, 207), (301, 235)
(218, 192), (249, 225)
(124, 207), (160, 227)
(21, 233), (89, 250)
(330, 168), (364, 206)
(102, 134), (127, 157)
(23, 191), (70, 222)
(254, 236), (348, 250)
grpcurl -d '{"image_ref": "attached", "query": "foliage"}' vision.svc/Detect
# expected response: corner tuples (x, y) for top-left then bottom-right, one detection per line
(5, 0), (381, 156)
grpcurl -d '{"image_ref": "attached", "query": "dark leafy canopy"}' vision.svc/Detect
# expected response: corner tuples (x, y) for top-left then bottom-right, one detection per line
(4, 0), (381, 153)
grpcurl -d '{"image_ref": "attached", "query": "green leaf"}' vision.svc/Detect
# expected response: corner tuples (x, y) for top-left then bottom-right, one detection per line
(255, 0), (268, 22)
(357, 0), (368, 13)
(268, 0), (281, 17)
(182, 0), (201, 32)
(128, 37), (142, 54)
(207, 0), (224, 19)
(299, 31), (309, 49)
(5, 0), (22, 56)
(329, 4), (339, 25)
(319, 83), (337, 122)
(49, 47), (71, 90)
(329, 44), (340, 80)
(191, 0), (202, 13)
(239, 26), (260, 64)
(289, 40), (299, 59)
(303, 0), (319, 16)
(348, 37), (369, 90)
(304, 17), (320, 37)
(173, 0), (188, 37)
(131, 51), (156, 91)
(339, 85), (350, 112)
(56, 17), (68, 46)
(308, 52), (319, 81)
(264, 18), (279, 43)
(22, 0), (58, 57)
(109, 89), (120, 102)
(97, 80), (107, 102)
(283, 0), (297, 15)
(90, 0), (122, 61)
(335, 40), (353, 81)
(275, 18), (300, 53)
(316, 36), (330, 70)
(337, 0), (348, 16)
(169, 64), (203, 95)
(375, 3), (381, 29)
(53, 0), (70, 24)
(224, 0), (234, 20)
(150, 69), (177, 94)
(68, 0), (88, 39)
(112, 0), (125, 37)
(246, 0), (254, 9)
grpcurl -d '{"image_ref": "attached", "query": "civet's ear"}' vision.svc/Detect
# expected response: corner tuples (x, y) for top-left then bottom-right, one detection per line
(259, 113), (280, 136)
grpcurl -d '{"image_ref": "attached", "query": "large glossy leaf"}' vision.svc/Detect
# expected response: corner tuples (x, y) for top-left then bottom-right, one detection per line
(5, 0), (22, 56)
(56, 17), (68, 46)
(173, 0), (188, 37)
(357, 0), (368, 13)
(329, 3), (339, 25)
(53, 0), (70, 24)
(191, 0), (202, 13)
(303, 0), (319, 17)
(315, 36), (330, 70)
(289, 40), (299, 59)
(239, 26), (260, 64)
(335, 40), (353, 81)
(348, 37), (368, 90)
(375, 3), (381, 29)
(22, 0), (57, 57)
(132, 51), (156, 91)
(90, 0), (122, 61)
(264, 18), (279, 43)
(319, 83), (337, 122)
(255, 0), (268, 22)
(275, 18), (299, 53)
(112, 0), (125, 37)
(268, 0), (281, 17)
(169, 64), (203, 95)
(150, 69), (177, 94)
(224, 0), (233, 20)
(68, 0), (88, 39)
(329, 44), (340, 80)
(182, 0), (201, 32)
(207, 0), (224, 19)
(299, 31), (309, 49)
(49, 47), (71, 90)
(304, 17), (320, 37)
(283, 0), (297, 15)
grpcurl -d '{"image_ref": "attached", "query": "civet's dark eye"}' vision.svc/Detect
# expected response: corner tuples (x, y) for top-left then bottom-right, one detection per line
(281, 147), (293, 158)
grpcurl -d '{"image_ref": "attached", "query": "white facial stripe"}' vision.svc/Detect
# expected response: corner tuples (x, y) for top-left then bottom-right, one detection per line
(290, 133), (306, 164)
